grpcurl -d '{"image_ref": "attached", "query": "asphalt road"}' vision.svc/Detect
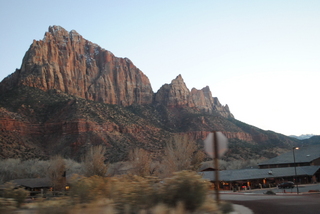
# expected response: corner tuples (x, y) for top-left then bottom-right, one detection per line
(222, 194), (320, 214)
(219, 184), (320, 214)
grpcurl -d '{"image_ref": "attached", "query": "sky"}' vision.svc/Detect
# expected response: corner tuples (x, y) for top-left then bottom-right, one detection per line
(0, 0), (319, 136)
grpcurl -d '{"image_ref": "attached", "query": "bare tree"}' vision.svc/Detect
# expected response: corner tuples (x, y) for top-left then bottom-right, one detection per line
(128, 148), (153, 177)
(190, 150), (206, 171)
(23, 159), (49, 178)
(161, 134), (205, 177)
(65, 158), (83, 175)
(83, 145), (108, 177)
(0, 159), (22, 183)
(0, 159), (54, 184)
(47, 156), (66, 193)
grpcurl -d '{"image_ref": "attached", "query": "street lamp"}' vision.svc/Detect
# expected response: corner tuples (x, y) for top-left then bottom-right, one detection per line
(292, 147), (299, 194)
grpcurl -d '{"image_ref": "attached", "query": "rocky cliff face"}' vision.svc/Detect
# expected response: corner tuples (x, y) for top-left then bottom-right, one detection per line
(1, 26), (153, 106)
(0, 26), (299, 161)
(0, 107), (45, 159)
(154, 75), (233, 118)
(154, 75), (195, 107)
(1, 26), (233, 118)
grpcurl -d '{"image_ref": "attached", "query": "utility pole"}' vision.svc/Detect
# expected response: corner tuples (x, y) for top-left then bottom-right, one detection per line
(293, 147), (300, 194)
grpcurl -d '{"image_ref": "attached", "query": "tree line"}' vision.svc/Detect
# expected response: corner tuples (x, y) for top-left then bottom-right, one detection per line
(0, 134), (206, 184)
(0, 133), (263, 185)
(0, 133), (259, 213)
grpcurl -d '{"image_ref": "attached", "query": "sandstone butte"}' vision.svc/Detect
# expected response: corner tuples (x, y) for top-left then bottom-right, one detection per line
(0, 25), (232, 117)
(0, 26), (298, 160)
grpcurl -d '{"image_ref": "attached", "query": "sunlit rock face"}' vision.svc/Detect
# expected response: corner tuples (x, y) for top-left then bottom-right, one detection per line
(155, 75), (195, 107)
(1, 25), (233, 118)
(155, 75), (233, 118)
(0, 25), (297, 162)
(2, 25), (153, 106)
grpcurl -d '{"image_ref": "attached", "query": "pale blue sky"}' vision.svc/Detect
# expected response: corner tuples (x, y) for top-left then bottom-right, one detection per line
(1, 0), (319, 136)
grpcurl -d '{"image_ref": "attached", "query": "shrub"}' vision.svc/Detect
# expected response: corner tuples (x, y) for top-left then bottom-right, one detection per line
(160, 170), (210, 212)
(109, 175), (161, 213)
(51, 171), (216, 213)
(69, 175), (109, 203)
(3, 182), (29, 208)
(11, 188), (29, 208)
(0, 197), (17, 212)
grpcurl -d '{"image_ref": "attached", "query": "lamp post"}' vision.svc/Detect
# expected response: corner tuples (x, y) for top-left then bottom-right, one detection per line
(292, 147), (299, 194)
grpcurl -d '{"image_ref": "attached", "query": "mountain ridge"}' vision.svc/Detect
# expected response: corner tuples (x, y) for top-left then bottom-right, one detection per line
(0, 26), (299, 161)
(289, 134), (315, 140)
(1, 26), (232, 118)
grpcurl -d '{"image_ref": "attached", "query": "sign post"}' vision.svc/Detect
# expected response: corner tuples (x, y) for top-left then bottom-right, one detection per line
(204, 131), (228, 207)
(213, 131), (220, 205)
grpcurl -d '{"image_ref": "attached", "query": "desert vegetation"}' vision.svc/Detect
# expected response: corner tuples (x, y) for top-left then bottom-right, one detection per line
(1, 170), (220, 213)
(82, 145), (109, 177)
(159, 134), (206, 178)
(0, 136), (242, 213)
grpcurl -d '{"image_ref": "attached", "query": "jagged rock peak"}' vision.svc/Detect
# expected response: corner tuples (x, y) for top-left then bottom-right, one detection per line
(169, 74), (185, 86)
(1, 25), (154, 106)
(155, 75), (234, 118)
(48, 25), (80, 37)
(46, 26), (85, 44)
(48, 25), (68, 34)
(174, 74), (183, 80)
(155, 74), (195, 107)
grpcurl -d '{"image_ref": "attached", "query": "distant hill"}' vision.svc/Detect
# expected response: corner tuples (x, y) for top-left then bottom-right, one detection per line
(0, 26), (299, 161)
(289, 134), (315, 140)
(300, 135), (320, 146)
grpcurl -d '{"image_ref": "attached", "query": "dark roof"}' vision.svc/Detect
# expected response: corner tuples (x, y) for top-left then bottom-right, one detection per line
(259, 144), (320, 166)
(11, 178), (51, 188)
(201, 165), (320, 182)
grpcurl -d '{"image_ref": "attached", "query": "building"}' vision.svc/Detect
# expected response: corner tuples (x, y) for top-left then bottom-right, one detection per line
(259, 144), (320, 169)
(9, 178), (52, 196)
(201, 144), (320, 190)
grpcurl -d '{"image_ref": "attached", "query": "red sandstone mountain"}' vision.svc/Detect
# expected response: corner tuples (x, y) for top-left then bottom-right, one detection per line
(154, 75), (233, 118)
(1, 26), (231, 116)
(0, 26), (298, 161)
(1, 26), (153, 106)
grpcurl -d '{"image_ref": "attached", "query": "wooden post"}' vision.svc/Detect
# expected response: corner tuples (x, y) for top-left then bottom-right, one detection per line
(213, 131), (220, 206)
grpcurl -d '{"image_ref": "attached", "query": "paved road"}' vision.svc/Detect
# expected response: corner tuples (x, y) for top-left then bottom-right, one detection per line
(220, 192), (320, 214)
(217, 183), (320, 213)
